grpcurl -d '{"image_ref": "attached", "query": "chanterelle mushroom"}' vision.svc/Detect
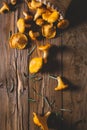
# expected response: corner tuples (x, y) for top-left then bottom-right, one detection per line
(34, 7), (45, 20)
(38, 43), (51, 63)
(17, 18), (31, 33)
(9, 33), (28, 49)
(57, 19), (69, 29)
(42, 10), (60, 23)
(29, 30), (40, 40)
(0, 1), (10, 14)
(55, 76), (68, 91)
(23, 11), (33, 21)
(42, 10), (52, 21)
(29, 57), (43, 74)
(33, 111), (51, 130)
(10, 0), (17, 5)
(36, 18), (45, 26)
(42, 23), (56, 39)
(26, 0), (42, 10)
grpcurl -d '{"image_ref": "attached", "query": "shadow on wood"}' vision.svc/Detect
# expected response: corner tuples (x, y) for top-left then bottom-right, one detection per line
(61, 76), (81, 91)
(66, 0), (87, 27)
(41, 45), (62, 74)
(41, 45), (73, 74)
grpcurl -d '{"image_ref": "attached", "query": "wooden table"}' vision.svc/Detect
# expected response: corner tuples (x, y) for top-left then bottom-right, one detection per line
(0, 0), (87, 130)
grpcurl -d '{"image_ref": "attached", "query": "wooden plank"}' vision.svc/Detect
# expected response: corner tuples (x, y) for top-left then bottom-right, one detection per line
(0, 1), (29, 130)
(62, 23), (87, 130)
(0, 0), (87, 130)
(28, 37), (63, 130)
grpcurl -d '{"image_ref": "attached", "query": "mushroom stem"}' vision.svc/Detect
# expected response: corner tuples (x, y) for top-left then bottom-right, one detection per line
(38, 43), (51, 63)
(43, 50), (48, 59)
(0, 2), (10, 14)
(23, 11), (33, 21)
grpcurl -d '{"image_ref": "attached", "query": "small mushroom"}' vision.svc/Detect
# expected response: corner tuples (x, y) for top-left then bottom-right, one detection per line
(30, 0), (42, 9)
(23, 11), (33, 21)
(33, 111), (51, 130)
(17, 18), (31, 33)
(29, 30), (40, 40)
(34, 7), (45, 20)
(9, 33), (28, 49)
(25, 0), (42, 10)
(47, 11), (60, 23)
(38, 43), (51, 63)
(0, 2), (10, 14)
(10, 0), (17, 5)
(42, 9), (60, 23)
(55, 76), (68, 91)
(57, 19), (69, 29)
(29, 57), (43, 74)
(42, 23), (56, 39)
(36, 18), (45, 26)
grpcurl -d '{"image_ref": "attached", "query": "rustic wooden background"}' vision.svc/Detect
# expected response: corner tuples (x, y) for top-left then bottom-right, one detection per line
(0, 0), (87, 130)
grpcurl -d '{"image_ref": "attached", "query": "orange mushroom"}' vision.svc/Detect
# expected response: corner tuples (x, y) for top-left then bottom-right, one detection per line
(29, 57), (43, 74)
(42, 10), (60, 23)
(0, 2), (10, 14)
(34, 7), (45, 20)
(33, 111), (51, 130)
(26, 0), (42, 10)
(55, 76), (68, 91)
(42, 23), (56, 39)
(9, 33), (28, 49)
(36, 18), (45, 26)
(17, 18), (31, 33)
(23, 11), (33, 21)
(10, 0), (17, 5)
(57, 19), (69, 29)
(38, 43), (51, 63)
(29, 30), (40, 40)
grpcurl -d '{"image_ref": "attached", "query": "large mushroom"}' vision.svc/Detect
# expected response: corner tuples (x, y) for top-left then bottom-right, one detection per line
(29, 57), (43, 74)
(9, 33), (28, 49)
(42, 23), (56, 39)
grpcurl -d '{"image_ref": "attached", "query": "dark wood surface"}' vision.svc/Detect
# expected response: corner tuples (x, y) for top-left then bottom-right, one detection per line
(0, 0), (87, 130)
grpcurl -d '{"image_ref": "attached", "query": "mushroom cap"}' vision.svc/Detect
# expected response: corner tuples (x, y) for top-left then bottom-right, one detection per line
(57, 19), (69, 29)
(3, 1), (10, 10)
(17, 18), (25, 33)
(38, 43), (51, 51)
(29, 57), (43, 74)
(11, 0), (17, 5)
(36, 18), (45, 26)
(30, 0), (42, 9)
(42, 24), (56, 39)
(28, 0), (42, 10)
(42, 10), (59, 23)
(47, 11), (60, 23)
(42, 10), (52, 21)
(9, 33), (28, 49)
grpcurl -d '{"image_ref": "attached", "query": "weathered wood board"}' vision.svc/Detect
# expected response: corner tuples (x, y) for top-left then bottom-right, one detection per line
(0, 0), (87, 130)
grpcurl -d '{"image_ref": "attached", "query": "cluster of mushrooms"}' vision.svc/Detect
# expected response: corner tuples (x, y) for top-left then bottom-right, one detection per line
(0, 0), (69, 49)
(0, 0), (69, 130)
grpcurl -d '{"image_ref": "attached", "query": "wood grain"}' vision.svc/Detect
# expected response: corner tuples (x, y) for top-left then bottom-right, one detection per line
(0, 0), (87, 130)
